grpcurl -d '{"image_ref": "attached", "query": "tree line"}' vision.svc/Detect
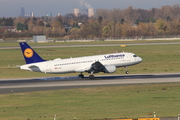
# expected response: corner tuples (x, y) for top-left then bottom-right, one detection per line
(0, 4), (180, 40)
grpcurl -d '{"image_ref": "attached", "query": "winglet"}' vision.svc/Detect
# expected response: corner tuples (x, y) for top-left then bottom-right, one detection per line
(19, 42), (45, 64)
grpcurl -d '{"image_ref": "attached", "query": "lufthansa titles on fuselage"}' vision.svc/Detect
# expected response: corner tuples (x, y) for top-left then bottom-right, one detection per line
(104, 54), (125, 59)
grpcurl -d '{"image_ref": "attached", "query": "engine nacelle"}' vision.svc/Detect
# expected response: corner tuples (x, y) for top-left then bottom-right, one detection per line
(104, 65), (116, 73)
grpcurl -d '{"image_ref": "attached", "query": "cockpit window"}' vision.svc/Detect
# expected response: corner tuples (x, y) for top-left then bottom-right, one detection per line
(133, 54), (137, 57)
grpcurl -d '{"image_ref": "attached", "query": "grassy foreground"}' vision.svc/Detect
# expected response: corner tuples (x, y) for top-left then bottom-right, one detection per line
(0, 83), (180, 120)
(0, 43), (180, 78)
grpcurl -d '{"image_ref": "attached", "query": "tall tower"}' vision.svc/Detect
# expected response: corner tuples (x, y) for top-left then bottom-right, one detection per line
(30, 12), (34, 17)
(20, 7), (25, 17)
(88, 8), (94, 17)
(73, 9), (80, 17)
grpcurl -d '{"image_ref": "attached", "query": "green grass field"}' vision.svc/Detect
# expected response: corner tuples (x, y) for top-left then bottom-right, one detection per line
(0, 42), (180, 78)
(0, 41), (180, 120)
(1, 83), (180, 120)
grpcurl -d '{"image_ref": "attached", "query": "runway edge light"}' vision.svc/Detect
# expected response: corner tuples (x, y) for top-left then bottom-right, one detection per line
(120, 45), (126, 47)
(54, 115), (56, 120)
(178, 114), (180, 120)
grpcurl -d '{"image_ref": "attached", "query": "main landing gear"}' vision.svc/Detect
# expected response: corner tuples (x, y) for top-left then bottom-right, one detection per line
(89, 71), (95, 79)
(78, 73), (84, 78)
(78, 73), (95, 79)
(89, 74), (94, 79)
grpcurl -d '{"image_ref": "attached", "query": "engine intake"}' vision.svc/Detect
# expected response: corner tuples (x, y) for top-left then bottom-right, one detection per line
(104, 65), (116, 73)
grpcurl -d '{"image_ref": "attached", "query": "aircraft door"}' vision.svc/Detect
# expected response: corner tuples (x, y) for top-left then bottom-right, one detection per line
(46, 62), (52, 73)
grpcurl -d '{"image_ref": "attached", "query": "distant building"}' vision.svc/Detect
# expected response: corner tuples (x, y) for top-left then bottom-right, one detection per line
(25, 14), (30, 17)
(57, 13), (61, 16)
(24, 12), (34, 17)
(88, 8), (94, 17)
(20, 7), (25, 17)
(30, 12), (34, 17)
(64, 24), (72, 32)
(73, 8), (94, 17)
(46, 12), (52, 17)
(33, 36), (47, 43)
(74, 9), (80, 17)
(2, 26), (16, 32)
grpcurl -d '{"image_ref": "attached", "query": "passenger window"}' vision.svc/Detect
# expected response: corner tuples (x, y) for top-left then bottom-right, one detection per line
(133, 55), (137, 57)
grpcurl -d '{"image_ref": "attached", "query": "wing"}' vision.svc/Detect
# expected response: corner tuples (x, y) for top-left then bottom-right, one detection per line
(86, 61), (105, 74)
(75, 61), (116, 74)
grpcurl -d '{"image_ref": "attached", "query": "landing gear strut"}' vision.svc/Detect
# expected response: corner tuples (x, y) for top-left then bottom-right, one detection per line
(89, 71), (95, 79)
(78, 73), (84, 78)
(125, 66), (129, 74)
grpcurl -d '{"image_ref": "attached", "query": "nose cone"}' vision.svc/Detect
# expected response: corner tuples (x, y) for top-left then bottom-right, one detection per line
(136, 57), (142, 64)
(139, 57), (142, 62)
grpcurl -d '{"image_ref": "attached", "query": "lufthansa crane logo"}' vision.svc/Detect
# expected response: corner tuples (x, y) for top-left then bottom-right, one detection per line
(24, 48), (33, 58)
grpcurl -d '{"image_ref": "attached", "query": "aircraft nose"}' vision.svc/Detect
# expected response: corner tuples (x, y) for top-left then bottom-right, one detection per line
(138, 57), (142, 63)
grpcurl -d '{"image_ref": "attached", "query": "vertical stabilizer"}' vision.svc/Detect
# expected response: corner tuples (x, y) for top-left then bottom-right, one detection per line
(19, 42), (45, 64)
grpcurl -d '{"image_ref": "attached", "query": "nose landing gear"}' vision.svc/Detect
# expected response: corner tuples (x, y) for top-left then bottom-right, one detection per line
(125, 66), (129, 74)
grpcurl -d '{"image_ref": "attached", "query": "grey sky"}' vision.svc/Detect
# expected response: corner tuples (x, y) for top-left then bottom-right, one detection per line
(0, 0), (180, 17)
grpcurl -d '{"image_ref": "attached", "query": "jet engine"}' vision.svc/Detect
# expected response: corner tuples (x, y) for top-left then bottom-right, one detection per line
(104, 65), (116, 73)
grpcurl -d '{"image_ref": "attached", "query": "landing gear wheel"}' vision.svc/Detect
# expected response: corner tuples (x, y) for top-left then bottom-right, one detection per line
(89, 75), (94, 79)
(79, 74), (84, 78)
(125, 66), (129, 74)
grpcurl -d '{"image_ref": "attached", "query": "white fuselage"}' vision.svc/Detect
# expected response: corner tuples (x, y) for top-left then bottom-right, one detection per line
(20, 52), (142, 74)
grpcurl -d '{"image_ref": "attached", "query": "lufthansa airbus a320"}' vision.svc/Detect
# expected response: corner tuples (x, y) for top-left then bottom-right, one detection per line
(19, 42), (142, 79)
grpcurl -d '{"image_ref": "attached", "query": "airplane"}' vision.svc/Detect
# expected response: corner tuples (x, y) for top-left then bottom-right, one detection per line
(19, 42), (142, 79)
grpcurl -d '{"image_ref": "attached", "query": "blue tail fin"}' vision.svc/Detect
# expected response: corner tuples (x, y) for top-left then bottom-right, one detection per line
(19, 42), (45, 64)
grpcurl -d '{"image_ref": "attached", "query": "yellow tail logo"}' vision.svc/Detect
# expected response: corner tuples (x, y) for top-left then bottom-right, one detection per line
(24, 48), (33, 58)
